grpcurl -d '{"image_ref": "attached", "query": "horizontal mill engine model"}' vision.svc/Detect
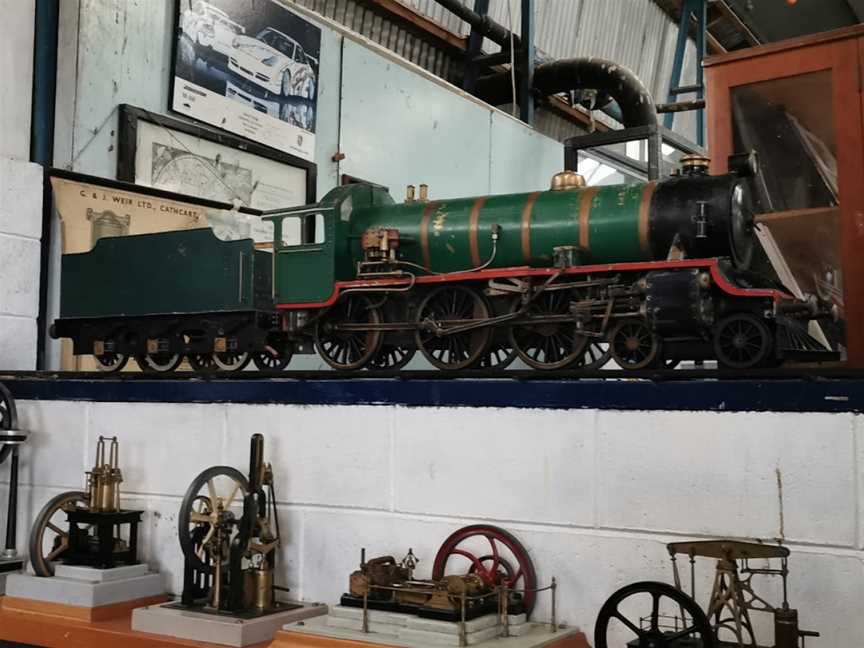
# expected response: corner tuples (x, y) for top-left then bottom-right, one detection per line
(341, 525), (538, 622)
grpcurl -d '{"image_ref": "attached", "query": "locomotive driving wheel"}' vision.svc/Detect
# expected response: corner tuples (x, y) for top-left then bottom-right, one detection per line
(577, 340), (612, 370)
(178, 466), (250, 573)
(28, 491), (89, 576)
(713, 314), (772, 370)
(478, 341), (517, 369)
(369, 344), (416, 370)
(510, 290), (587, 370)
(594, 581), (715, 648)
(431, 524), (538, 618)
(415, 286), (492, 371)
(609, 321), (662, 370)
(315, 294), (384, 370)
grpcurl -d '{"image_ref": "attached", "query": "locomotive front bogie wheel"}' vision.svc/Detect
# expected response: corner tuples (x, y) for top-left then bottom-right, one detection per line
(609, 321), (662, 370)
(29, 491), (89, 577)
(0, 382), (18, 432)
(135, 352), (184, 373)
(431, 524), (538, 618)
(509, 290), (588, 370)
(178, 466), (250, 574)
(315, 294), (384, 370)
(414, 286), (492, 371)
(253, 342), (294, 371)
(94, 353), (129, 372)
(594, 581), (715, 648)
(712, 313), (773, 370)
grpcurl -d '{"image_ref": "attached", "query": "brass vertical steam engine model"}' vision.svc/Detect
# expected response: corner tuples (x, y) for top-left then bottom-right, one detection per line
(29, 436), (142, 576)
(175, 433), (296, 617)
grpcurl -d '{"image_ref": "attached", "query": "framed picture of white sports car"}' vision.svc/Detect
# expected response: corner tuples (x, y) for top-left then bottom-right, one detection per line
(171, 0), (321, 161)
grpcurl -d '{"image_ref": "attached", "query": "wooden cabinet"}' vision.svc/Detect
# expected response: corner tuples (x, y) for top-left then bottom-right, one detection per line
(706, 25), (864, 366)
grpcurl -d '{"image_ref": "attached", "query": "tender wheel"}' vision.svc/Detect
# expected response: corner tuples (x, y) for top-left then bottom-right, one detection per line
(188, 353), (216, 372)
(431, 524), (537, 618)
(253, 343), (294, 371)
(510, 291), (587, 370)
(713, 313), (772, 370)
(94, 353), (128, 372)
(315, 294), (384, 370)
(577, 340), (612, 370)
(415, 286), (492, 371)
(29, 491), (89, 576)
(178, 466), (249, 574)
(369, 344), (416, 370)
(594, 581), (715, 648)
(212, 351), (251, 372)
(478, 341), (517, 369)
(135, 352), (183, 373)
(610, 321), (662, 370)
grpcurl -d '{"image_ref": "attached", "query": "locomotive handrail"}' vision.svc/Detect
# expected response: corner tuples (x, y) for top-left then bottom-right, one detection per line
(260, 204), (333, 220)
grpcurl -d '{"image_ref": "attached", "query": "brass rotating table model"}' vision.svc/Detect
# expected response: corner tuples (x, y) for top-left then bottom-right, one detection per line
(29, 436), (142, 575)
(594, 539), (819, 648)
(0, 383), (27, 576)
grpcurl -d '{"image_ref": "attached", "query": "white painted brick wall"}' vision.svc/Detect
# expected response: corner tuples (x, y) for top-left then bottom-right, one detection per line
(0, 158), (43, 370)
(3, 401), (863, 646)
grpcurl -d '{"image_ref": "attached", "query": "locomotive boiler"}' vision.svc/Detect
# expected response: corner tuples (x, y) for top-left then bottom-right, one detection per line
(51, 153), (837, 374)
(345, 155), (753, 274)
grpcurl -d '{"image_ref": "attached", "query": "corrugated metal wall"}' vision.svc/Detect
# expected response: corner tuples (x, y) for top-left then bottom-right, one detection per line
(290, 0), (698, 141)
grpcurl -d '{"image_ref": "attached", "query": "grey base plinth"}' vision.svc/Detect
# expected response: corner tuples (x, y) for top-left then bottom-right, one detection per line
(5, 565), (165, 607)
(308, 607), (548, 646)
(132, 600), (329, 647)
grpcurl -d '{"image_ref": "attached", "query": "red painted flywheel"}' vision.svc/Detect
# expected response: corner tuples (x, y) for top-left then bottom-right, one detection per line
(431, 524), (538, 617)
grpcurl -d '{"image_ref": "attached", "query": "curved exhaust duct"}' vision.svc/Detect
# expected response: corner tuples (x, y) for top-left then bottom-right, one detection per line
(429, 1), (657, 128)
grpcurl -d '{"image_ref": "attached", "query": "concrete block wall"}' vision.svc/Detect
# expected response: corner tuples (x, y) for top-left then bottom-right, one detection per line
(0, 0), (42, 370)
(2, 400), (862, 645)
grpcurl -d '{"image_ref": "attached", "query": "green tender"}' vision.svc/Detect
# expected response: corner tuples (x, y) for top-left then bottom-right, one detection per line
(60, 228), (273, 319)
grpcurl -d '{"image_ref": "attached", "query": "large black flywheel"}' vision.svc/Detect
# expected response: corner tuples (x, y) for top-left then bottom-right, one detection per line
(315, 294), (384, 370)
(609, 320), (662, 370)
(713, 313), (772, 370)
(415, 286), (492, 371)
(594, 581), (715, 648)
(509, 290), (587, 370)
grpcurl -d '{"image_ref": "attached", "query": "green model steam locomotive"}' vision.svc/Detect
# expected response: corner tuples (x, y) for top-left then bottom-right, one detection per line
(51, 155), (836, 373)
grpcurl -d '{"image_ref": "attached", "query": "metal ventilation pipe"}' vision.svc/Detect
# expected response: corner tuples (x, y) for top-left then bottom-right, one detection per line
(532, 58), (657, 128)
(431, 0), (520, 50)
